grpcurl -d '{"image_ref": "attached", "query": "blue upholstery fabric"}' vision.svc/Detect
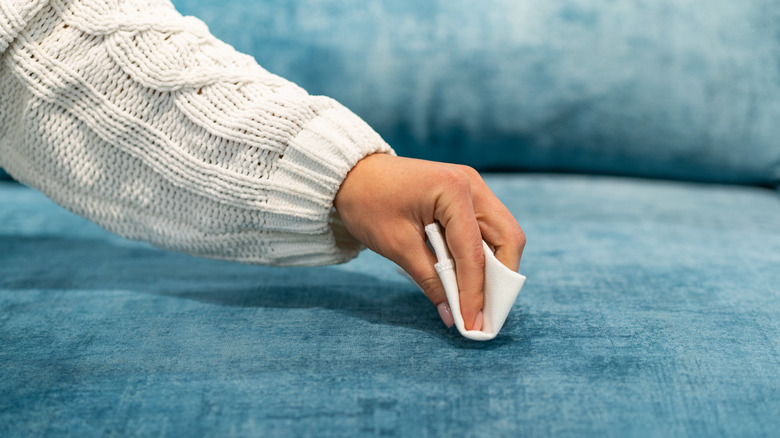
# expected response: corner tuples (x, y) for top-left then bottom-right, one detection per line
(3, 176), (780, 437)
(169, 0), (780, 184)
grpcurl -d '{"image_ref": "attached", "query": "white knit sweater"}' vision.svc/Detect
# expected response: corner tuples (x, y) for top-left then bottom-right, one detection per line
(0, 0), (394, 266)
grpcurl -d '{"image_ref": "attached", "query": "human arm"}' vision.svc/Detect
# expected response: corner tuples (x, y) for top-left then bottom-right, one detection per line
(0, 0), (526, 329)
(0, 0), (392, 266)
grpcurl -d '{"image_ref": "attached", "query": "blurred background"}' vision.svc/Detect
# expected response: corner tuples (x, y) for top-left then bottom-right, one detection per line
(167, 0), (780, 185)
(2, 0), (777, 186)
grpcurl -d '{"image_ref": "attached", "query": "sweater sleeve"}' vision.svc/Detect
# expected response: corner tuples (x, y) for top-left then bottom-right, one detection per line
(0, 0), (394, 266)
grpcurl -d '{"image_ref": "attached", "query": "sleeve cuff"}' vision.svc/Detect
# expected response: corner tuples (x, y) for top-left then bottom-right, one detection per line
(253, 99), (395, 265)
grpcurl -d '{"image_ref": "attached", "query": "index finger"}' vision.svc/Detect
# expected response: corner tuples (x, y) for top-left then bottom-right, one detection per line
(451, 165), (525, 272)
(435, 179), (485, 331)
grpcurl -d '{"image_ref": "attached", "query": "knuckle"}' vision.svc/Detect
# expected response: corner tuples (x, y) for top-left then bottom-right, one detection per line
(436, 166), (471, 194)
(511, 225), (527, 250)
(418, 276), (442, 297)
(466, 243), (486, 268)
(456, 164), (481, 180)
(474, 246), (486, 267)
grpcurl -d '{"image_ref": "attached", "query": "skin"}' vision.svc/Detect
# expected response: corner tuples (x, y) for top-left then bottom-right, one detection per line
(334, 154), (526, 330)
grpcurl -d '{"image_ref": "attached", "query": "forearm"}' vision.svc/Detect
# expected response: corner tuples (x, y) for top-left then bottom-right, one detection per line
(0, 0), (393, 265)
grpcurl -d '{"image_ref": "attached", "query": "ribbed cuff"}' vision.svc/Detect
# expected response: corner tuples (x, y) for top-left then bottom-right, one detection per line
(263, 99), (395, 265)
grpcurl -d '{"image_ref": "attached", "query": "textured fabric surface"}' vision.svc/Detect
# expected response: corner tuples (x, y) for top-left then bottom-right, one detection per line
(3, 175), (780, 437)
(0, 0), (392, 266)
(170, 0), (780, 184)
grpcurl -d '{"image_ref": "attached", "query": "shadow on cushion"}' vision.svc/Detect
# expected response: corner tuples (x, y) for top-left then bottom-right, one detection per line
(3, 177), (780, 437)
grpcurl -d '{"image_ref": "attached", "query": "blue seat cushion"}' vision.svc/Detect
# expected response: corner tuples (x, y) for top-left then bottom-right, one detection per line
(171, 0), (780, 185)
(2, 176), (780, 436)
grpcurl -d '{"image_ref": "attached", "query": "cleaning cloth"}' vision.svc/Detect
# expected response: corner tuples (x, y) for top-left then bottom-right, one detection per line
(425, 223), (526, 341)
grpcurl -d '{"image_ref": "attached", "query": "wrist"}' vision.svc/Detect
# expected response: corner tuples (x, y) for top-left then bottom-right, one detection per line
(334, 153), (392, 213)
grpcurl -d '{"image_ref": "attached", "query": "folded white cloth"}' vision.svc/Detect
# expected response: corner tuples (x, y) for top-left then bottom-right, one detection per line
(425, 223), (526, 341)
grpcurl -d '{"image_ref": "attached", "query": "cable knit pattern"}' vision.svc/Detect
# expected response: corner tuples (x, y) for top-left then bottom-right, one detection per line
(0, 0), (393, 266)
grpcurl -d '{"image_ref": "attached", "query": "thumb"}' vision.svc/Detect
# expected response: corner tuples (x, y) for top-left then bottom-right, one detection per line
(394, 237), (454, 328)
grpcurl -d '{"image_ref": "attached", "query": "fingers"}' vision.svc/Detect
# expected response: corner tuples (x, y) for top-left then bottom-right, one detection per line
(493, 238), (525, 272)
(434, 172), (485, 331)
(477, 207), (526, 272)
(431, 164), (525, 332)
(451, 165), (526, 272)
(393, 233), (457, 328)
(393, 233), (448, 307)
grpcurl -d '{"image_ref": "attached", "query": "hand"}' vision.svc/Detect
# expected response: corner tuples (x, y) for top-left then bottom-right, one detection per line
(334, 154), (526, 330)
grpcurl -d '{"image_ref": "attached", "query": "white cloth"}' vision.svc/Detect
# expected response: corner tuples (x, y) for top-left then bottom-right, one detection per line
(425, 223), (526, 341)
(0, 0), (393, 266)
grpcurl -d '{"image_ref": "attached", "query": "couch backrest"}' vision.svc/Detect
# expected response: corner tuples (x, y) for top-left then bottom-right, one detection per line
(171, 0), (780, 185)
(1, 0), (772, 186)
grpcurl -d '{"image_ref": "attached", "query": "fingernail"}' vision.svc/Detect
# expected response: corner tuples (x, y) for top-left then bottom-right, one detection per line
(437, 302), (454, 328)
(473, 311), (484, 332)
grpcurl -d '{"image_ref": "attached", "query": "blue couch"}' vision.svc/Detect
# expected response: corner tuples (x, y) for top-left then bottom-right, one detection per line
(2, 1), (780, 436)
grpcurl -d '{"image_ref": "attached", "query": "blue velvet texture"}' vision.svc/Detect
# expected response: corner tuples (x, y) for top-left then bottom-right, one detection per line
(3, 1), (780, 435)
(2, 177), (780, 437)
(169, 0), (780, 184)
